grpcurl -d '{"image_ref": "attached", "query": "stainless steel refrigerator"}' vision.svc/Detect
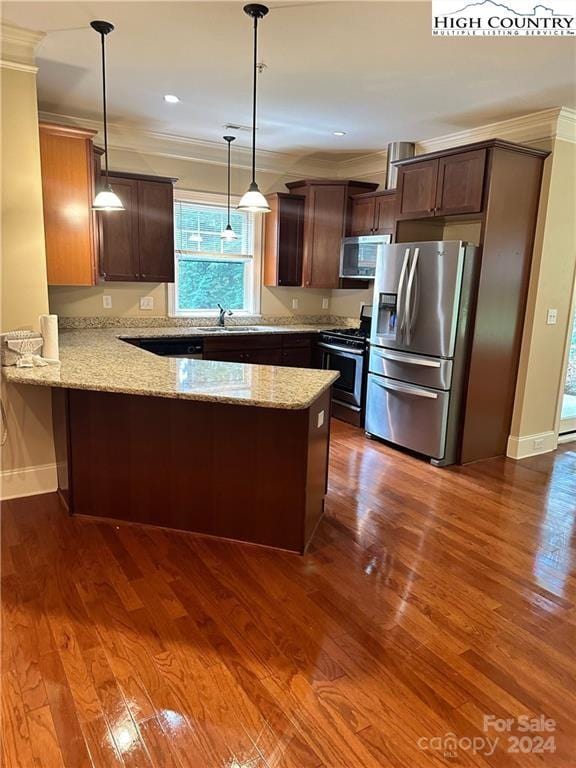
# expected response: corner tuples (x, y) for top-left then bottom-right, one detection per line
(366, 241), (478, 466)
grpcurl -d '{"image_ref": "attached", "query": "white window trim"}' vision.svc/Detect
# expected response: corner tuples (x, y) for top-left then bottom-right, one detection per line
(169, 189), (263, 318)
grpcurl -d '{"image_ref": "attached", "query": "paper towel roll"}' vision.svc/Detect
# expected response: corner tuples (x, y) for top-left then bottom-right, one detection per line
(40, 314), (59, 362)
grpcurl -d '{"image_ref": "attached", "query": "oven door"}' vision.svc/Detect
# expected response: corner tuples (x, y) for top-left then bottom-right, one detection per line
(318, 342), (364, 407)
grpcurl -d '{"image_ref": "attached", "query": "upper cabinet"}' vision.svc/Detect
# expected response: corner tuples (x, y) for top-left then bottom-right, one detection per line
(435, 149), (486, 216)
(350, 190), (397, 236)
(39, 123), (100, 286)
(263, 193), (305, 287)
(285, 179), (377, 289)
(100, 172), (177, 283)
(396, 148), (487, 220)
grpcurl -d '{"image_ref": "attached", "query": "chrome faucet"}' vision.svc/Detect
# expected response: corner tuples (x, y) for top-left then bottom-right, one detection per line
(217, 303), (233, 327)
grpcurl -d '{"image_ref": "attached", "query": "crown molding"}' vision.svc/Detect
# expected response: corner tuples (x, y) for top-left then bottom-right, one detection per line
(418, 108), (566, 154)
(335, 150), (388, 180)
(38, 110), (338, 180)
(557, 107), (576, 144)
(337, 107), (573, 179)
(0, 23), (44, 68)
(0, 59), (38, 74)
(37, 106), (574, 186)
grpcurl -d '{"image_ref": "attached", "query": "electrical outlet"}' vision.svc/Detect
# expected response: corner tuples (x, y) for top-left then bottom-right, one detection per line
(140, 296), (154, 311)
(317, 410), (325, 428)
(546, 308), (558, 325)
(322, 298), (329, 310)
(291, 298), (299, 310)
(102, 295), (112, 309)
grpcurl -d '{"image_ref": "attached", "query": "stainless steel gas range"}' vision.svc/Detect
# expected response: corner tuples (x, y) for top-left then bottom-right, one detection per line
(317, 307), (371, 427)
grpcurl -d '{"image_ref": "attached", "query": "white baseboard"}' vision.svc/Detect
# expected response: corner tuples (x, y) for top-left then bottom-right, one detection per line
(506, 431), (558, 460)
(0, 463), (57, 501)
(558, 432), (576, 445)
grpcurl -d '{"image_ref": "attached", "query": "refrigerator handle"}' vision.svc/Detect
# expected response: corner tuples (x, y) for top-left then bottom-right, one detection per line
(405, 247), (420, 346)
(375, 350), (441, 368)
(397, 248), (411, 338)
(371, 377), (439, 400)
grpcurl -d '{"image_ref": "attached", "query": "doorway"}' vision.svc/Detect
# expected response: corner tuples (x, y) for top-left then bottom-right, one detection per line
(560, 309), (576, 436)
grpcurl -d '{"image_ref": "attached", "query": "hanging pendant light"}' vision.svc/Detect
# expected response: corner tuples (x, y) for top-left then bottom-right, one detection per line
(221, 136), (238, 240)
(90, 20), (124, 211)
(237, 4), (270, 213)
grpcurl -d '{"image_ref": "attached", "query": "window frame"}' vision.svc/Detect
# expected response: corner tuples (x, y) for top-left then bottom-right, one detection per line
(168, 189), (262, 317)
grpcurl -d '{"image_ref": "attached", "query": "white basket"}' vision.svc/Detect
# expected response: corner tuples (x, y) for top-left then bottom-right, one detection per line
(1, 331), (43, 366)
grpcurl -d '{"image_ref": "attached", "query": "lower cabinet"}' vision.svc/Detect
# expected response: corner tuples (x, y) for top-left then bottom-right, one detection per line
(282, 347), (312, 368)
(202, 333), (314, 367)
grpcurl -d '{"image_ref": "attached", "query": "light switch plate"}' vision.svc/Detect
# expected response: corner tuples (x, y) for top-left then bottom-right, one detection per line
(317, 410), (325, 429)
(546, 308), (558, 325)
(140, 296), (154, 310)
(292, 298), (299, 310)
(322, 298), (329, 310)
(102, 295), (112, 309)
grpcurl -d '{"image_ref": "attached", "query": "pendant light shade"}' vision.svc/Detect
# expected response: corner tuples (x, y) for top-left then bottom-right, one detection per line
(237, 4), (270, 214)
(221, 136), (239, 239)
(238, 182), (270, 213)
(93, 185), (124, 211)
(221, 224), (238, 241)
(91, 20), (124, 211)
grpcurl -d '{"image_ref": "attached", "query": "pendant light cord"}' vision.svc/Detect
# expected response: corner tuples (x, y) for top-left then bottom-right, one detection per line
(251, 14), (258, 185)
(100, 31), (109, 183)
(227, 139), (232, 226)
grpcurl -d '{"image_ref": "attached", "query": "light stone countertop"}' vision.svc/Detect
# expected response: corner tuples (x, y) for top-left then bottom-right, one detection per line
(2, 325), (341, 410)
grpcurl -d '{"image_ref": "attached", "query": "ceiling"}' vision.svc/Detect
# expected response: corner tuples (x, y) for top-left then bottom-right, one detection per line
(3, 1), (575, 156)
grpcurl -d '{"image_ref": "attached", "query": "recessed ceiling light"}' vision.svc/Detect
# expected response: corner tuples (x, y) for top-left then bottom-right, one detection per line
(333, 131), (347, 136)
(163, 94), (180, 104)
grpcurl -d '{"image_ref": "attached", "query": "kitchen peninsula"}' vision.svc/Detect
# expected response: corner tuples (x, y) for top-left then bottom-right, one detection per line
(3, 326), (338, 552)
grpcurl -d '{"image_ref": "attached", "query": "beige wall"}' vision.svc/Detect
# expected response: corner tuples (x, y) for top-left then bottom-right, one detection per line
(509, 138), (576, 447)
(48, 146), (335, 319)
(1, 61), (56, 491)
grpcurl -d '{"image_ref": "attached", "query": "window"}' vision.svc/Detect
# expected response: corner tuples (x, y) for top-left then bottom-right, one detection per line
(171, 193), (260, 315)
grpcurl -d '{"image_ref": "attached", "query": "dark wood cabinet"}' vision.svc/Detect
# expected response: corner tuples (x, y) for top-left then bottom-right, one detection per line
(396, 160), (439, 219)
(285, 180), (377, 289)
(281, 347), (312, 368)
(263, 193), (305, 287)
(350, 190), (397, 236)
(100, 177), (140, 280)
(138, 180), (176, 281)
(435, 149), (486, 216)
(374, 193), (396, 233)
(202, 332), (314, 368)
(349, 196), (376, 236)
(99, 171), (177, 282)
(396, 149), (486, 220)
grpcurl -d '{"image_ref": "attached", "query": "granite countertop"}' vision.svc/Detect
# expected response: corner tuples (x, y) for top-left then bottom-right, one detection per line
(2, 325), (340, 410)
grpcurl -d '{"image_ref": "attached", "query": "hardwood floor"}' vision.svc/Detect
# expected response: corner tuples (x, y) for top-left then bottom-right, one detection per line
(2, 420), (575, 767)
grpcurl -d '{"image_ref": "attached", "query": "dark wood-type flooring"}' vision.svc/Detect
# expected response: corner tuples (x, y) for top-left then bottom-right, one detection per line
(2, 421), (575, 767)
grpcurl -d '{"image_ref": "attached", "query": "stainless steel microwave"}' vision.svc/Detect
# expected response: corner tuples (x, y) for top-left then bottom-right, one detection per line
(339, 234), (392, 280)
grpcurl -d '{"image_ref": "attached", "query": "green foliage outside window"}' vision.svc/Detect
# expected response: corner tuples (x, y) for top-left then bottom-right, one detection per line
(174, 200), (253, 311)
(177, 260), (245, 311)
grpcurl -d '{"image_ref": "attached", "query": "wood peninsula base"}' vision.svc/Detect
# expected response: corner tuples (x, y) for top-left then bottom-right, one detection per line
(53, 388), (332, 553)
